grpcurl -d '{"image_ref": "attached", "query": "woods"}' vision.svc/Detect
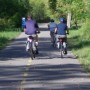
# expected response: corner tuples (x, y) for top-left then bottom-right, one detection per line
(0, 0), (89, 28)
(0, 0), (30, 28)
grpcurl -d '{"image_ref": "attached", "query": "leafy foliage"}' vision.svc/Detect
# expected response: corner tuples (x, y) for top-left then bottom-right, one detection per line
(0, 0), (30, 28)
(48, 0), (57, 12)
(48, 0), (89, 24)
(0, 0), (90, 28)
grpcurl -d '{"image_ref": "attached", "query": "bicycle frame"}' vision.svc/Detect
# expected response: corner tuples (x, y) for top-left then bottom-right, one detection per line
(58, 37), (66, 58)
(50, 32), (56, 47)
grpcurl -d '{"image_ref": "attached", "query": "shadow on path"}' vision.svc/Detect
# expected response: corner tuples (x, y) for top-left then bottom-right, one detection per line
(0, 37), (30, 61)
(0, 64), (90, 90)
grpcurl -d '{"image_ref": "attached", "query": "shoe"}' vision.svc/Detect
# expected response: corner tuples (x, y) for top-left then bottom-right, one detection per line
(64, 49), (67, 54)
(35, 42), (38, 47)
(35, 48), (39, 54)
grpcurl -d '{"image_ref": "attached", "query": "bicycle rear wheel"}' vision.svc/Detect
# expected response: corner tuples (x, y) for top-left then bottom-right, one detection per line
(59, 42), (63, 58)
(28, 42), (35, 60)
(52, 35), (56, 47)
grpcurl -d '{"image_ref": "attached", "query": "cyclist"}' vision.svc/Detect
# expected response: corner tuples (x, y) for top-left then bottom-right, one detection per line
(24, 15), (40, 54)
(22, 17), (26, 29)
(48, 19), (57, 45)
(55, 17), (69, 54)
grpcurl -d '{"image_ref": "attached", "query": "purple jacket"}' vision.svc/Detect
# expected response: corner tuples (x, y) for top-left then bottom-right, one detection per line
(25, 20), (36, 35)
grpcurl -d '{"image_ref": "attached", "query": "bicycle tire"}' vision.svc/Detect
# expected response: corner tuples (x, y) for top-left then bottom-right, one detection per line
(60, 42), (63, 58)
(32, 50), (35, 58)
(29, 42), (34, 60)
(52, 36), (56, 47)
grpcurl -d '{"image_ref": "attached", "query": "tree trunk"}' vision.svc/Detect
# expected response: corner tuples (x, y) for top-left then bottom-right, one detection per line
(67, 12), (71, 28)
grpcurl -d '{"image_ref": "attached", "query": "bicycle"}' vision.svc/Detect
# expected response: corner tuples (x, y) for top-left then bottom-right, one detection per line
(50, 32), (56, 47)
(26, 30), (40, 60)
(57, 36), (67, 58)
(26, 35), (36, 60)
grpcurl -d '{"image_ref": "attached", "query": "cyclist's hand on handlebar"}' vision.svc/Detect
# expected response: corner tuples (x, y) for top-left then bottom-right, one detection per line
(36, 30), (40, 34)
(54, 31), (57, 34)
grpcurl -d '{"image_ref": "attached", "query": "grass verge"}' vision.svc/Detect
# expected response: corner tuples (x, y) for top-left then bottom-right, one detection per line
(68, 20), (90, 75)
(0, 28), (21, 50)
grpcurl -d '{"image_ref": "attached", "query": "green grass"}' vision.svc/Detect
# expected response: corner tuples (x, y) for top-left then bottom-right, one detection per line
(0, 28), (21, 50)
(68, 20), (90, 75)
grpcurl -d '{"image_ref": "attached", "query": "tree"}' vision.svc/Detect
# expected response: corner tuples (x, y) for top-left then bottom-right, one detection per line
(0, 0), (30, 27)
(29, 0), (49, 22)
(48, 0), (57, 12)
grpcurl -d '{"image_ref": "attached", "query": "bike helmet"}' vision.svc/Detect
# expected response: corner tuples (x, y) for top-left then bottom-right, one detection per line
(60, 17), (64, 22)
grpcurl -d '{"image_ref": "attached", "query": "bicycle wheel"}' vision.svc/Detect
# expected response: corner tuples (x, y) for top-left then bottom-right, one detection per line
(59, 42), (63, 58)
(28, 42), (34, 60)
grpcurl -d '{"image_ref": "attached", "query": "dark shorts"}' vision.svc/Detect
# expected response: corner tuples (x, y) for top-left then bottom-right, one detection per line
(50, 31), (54, 37)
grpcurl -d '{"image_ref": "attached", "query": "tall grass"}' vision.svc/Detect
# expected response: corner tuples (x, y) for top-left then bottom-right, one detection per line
(69, 19), (90, 74)
(0, 28), (21, 49)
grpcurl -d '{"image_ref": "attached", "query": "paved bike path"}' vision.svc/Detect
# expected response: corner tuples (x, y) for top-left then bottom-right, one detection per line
(0, 23), (90, 90)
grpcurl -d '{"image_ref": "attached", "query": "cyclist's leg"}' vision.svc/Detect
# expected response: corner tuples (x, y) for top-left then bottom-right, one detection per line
(63, 37), (67, 54)
(53, 33), (57, 47)
(26, 36), (30, 51)
(50, 31), (52, 42)
(56, 35), (60, 48)
(50, 32), (54, 43)
(52, 32), (55, 43)
(26, 41), (29, 51)
(34, 34), (39, 54)
(35, 34), (38, 46)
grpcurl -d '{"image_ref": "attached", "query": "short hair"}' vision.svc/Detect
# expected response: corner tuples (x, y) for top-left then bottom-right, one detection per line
(27, 15), (32, 19)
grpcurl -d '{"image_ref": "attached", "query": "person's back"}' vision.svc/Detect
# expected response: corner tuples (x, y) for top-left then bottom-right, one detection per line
(24, 15), (39, 54)
(55, 17), (69, 54)
(49, 22), (57, 32)
(57, 22), (67, 35)
(48, 19), (57, 45)
(48, 19), (57, 32)
(25, 18), (36, 35)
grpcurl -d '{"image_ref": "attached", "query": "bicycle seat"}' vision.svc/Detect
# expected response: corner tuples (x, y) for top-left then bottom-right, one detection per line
(28, 36), (33, 39)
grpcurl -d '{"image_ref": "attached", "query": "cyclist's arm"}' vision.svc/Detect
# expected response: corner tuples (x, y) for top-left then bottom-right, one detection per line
(66, 26), (69, 34)
(35, 22), (40, 34)
(48, 24), (50, 30)
(55, 27), (57, 34)
(54, 24), (58, 34)
(35, 22), (39, 29)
